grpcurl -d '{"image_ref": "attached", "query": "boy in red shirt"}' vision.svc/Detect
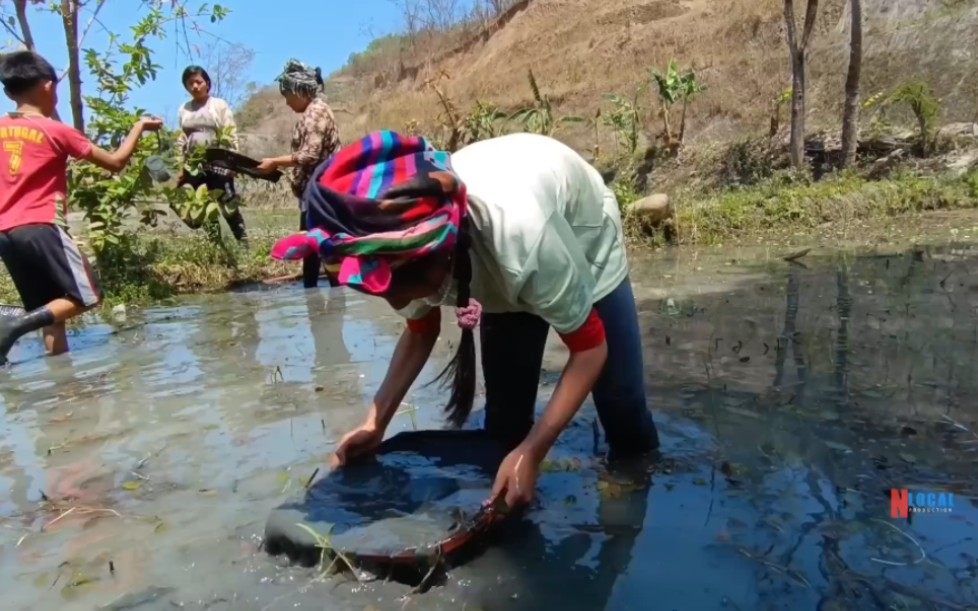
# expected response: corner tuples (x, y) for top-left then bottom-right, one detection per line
(0, 51), (163, 365)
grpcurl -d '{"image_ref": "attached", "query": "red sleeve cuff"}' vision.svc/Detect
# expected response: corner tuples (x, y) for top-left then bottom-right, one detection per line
(406, 307), (441, 334)
(558, 308), (606, 352)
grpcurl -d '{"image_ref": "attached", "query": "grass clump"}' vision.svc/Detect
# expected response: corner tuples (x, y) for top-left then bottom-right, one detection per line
(676, 169), (978, 245)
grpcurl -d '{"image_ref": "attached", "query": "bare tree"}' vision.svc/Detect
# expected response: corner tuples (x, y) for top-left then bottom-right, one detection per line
(195, 42), (256, 109)
(840, 0), (862, 168)
(60, 0), (85, 131)
(10, 0), (39, 50)
(783, 0), (820, 168)
(1, 0), (60, 120)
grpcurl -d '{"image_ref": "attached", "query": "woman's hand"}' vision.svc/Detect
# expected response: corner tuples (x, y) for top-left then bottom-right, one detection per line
(331, 423), (384, 467)
(490, 442), (543, 509)
(256, 158), (279, 174)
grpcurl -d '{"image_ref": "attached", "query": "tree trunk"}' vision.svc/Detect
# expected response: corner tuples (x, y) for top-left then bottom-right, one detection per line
(60, 0), (85, 132)
(783, 0), (819, 169)
(12, 0), (68, 124)
(13, 0), (37, 50)
(840, 0), (862, 168)
(916, 109), (930, 157)
(678, 97), (690, 145)
(789, 48), (806, 168)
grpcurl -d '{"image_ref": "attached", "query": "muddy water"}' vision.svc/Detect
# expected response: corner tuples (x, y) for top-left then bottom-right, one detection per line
(1, 242), (977, 611)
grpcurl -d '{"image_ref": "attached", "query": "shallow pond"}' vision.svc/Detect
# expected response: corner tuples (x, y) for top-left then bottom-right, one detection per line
(1, 240), (977, 610)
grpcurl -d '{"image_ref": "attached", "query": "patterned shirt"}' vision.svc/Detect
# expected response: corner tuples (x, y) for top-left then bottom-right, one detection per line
(290, 97), (340, 202)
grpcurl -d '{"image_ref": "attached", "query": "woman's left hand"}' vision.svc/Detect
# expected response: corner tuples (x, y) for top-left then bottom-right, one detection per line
(491, 443), (542, 509)
(256, 158), (278, 173)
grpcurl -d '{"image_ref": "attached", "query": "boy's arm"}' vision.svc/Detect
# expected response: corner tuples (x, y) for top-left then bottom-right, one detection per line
(83, 117), (163, 173)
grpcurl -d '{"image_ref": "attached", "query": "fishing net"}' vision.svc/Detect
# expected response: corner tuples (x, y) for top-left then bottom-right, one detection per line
(264, 430), (509, 575)
(204, 148), (283, 183)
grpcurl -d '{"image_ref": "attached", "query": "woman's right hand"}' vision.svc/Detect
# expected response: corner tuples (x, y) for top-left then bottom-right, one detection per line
(256, 158), (279, 174)
(331, 423), (384, 467)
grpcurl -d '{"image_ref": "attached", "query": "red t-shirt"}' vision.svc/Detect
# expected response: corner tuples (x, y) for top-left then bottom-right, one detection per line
(0, 113), (92, 231)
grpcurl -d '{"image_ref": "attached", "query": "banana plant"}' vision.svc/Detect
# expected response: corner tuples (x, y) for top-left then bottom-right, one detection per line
(650, 60), (705, 153)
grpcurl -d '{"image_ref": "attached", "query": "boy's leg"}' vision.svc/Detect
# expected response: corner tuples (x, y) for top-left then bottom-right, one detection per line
(590, 276), (660, 460)
(0, 228), (53, 362)
(480, 311), (550, 451)
(0, 224), (101, 362)
(43, 322), (68, 355)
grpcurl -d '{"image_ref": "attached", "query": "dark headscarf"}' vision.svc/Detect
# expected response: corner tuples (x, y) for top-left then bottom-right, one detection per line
(275, 58), (323, 98)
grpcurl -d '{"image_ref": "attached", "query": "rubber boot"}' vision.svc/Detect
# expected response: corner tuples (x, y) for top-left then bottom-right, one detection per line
(0, 307), (55, 365)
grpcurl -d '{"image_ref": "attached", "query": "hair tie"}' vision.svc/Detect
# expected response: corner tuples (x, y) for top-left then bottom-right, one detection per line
(455, 298), (482, 331)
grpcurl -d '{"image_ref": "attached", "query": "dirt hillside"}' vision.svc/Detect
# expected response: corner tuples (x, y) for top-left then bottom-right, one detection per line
(236, 0), (978, 158)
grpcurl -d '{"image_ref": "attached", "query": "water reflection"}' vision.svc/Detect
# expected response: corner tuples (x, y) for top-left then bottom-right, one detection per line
(633, 243), (978, 609)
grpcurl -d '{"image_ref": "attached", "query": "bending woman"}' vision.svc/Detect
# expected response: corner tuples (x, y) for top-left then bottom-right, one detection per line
(258, 59), (341, 289)
(271, 131), (660, 508)
(176, 65), (247, 242)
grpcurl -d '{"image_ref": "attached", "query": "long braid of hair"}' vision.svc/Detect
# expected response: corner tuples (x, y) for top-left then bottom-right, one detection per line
(433, 216), (477, 428)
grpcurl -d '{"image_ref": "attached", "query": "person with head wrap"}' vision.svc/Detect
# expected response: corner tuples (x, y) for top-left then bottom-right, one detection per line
(270, 131), (660, 509)
(257, 59), (342, 288)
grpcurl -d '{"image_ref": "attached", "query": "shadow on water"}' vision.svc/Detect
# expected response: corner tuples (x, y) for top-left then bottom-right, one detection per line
(0, 244), (977, 610)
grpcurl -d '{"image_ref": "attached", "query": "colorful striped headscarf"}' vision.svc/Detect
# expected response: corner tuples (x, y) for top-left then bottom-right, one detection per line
(271, 130), (468, 297)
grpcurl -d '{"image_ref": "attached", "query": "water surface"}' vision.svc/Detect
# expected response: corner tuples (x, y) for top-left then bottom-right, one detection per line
(1, 242), (977, 610)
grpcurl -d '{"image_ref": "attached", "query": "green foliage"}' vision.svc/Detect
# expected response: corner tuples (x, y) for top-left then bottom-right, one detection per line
(603, 91), (643, 158)
(65, 2), (231, 253)
(678, 170), (978, 244)
(464, 100), (509, 143)
(342, 34), (411, 75)
(864, 80), (943, 156)
(511, 69), (585, 136)
(650, 60), (705, 150)
(611, 167), (642, 212)
(650, 61), (703, 107)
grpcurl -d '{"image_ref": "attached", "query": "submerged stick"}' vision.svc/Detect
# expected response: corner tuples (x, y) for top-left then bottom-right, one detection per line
(783, 248), (811, 262)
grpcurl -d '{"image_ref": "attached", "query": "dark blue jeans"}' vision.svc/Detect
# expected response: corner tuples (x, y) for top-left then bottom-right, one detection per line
(480, 275), (659, 458)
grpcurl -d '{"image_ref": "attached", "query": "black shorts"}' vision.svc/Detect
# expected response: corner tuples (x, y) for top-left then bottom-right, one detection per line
(0, 223), (102, 311)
